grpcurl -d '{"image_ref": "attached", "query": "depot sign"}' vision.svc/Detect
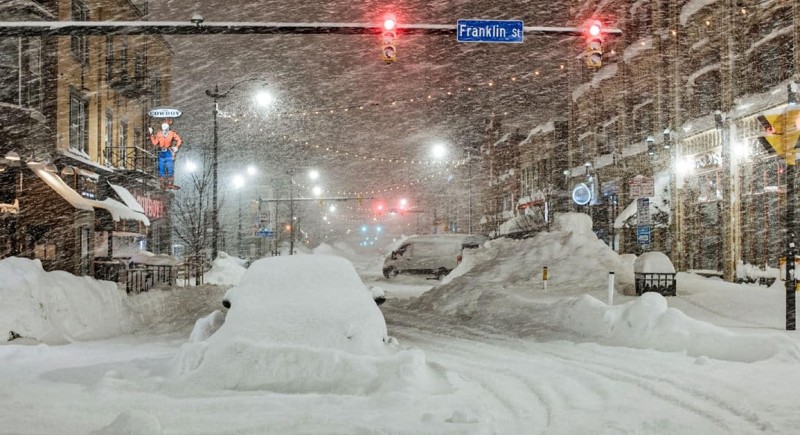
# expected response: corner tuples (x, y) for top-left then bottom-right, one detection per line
(148, 108), (182, 118)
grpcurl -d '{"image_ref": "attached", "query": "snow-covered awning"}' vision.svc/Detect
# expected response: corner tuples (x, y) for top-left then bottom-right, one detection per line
(109, 183), (145, 214)
(29, 162), (94, 211)
(93, 198), (150, 226)
(29, 162), (149, 225)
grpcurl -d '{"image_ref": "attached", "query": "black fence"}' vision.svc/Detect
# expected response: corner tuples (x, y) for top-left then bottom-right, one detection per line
(123, 265), (176, 294)
(635, 272), (677, 296)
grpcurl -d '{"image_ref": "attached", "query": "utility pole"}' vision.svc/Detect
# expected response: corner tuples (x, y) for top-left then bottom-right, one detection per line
(289, 169), (295, 255)
(210, 85), (219, 260)
(468, 149), (473, 235)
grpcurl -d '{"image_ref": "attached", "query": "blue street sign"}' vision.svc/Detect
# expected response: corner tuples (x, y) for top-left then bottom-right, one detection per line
(456, 20), (524, 43)
(256, 229), (274, 238)
(636, 225), (651, 246)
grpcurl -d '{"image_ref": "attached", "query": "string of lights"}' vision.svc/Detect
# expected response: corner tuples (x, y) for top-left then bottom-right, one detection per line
(293, 170), (454, 196)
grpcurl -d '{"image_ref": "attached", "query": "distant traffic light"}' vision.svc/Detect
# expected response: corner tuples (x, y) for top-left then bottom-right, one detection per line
(382, 14), (397, 63)
(585, 20), (603, 68)
(758, 107), (800, 165)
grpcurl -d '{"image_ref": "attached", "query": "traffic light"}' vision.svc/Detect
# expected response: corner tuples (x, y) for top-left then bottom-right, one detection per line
(585, 20), (603, 68)
(757, 107), (800, 165)
(381, 14), (397, 63)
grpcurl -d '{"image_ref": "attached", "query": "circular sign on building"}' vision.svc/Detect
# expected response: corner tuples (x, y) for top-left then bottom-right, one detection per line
(148, 108), (182, 118)
(572, 182), (592, 206)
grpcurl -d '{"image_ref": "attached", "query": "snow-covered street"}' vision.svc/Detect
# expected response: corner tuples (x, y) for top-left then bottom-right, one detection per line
(3, 216), (800, 434)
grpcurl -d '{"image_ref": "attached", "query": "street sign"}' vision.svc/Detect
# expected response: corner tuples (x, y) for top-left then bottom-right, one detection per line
(456, 20), (524, 43)
(148, 108), (182, 118)
(256, 229), (274, 238)
(629, 175), (654, 199)
(637, 225), (651, 246)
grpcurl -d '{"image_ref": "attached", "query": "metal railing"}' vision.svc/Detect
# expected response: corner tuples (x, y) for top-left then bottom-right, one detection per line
(634, 272), (677, 297)
(106, 146), (157, 176)
(122, 265), (175, 294)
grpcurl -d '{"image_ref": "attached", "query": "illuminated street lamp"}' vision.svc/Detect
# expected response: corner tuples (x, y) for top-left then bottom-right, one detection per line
(431, 143), (448, 160)
(205, 78), (268, 260)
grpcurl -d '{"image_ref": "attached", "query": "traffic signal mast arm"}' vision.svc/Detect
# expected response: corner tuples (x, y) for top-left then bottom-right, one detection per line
(0, 21), (623, 37)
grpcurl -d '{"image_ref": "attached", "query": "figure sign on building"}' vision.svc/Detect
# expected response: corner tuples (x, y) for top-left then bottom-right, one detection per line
(148, 118), (183, 190)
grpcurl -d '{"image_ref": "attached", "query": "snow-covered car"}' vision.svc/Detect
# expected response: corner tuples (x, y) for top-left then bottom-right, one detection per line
(217, 254), (388, 354)
(382, 234), (487, 279)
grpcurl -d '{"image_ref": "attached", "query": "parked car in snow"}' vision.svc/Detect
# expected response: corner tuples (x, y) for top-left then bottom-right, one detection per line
(382, 234), (487, 279)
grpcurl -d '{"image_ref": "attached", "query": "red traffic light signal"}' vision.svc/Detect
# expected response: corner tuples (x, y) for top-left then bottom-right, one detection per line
(381, 14), (397, 63)
(584, 20), (603, 68)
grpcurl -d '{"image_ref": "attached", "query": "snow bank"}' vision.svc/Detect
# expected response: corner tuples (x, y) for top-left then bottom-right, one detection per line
(189, 310), (225, 342)
(202, 252), (247, 286)
(408, 213), (798, 362)
(174, 255), (438, 394)
(634, 252), (676, 273)
(0, 257), (131, 344)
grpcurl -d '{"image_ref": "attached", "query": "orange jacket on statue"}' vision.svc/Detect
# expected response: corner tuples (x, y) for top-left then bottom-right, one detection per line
(150, 129), (182, 150)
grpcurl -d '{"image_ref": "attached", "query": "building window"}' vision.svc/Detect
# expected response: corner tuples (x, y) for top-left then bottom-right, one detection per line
(69, 87), (87, 152)
(23, 38), (42, 109)
(105, 37), (113, 82)
(134, 52), (144, 86)
(0, 38), (18, 104)
(104, 110), (113, 164)
(151, 71), (161, 107)
(693, 71), (721, 118)
(71, 0), (88, 64)
(119, 39), (128, 81)
(119, 120), (128, 168)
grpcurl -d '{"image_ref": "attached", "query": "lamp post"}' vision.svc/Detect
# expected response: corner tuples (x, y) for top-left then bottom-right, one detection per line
(287, 168), (320, 255)
(204, 78), (269, 260)
(232, 175), (245, 258)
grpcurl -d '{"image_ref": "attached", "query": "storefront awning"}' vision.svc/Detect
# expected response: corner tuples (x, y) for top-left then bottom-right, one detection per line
(29, 162), (149, 225)
(29, 162), (94, 211)
(93, 198), (150, 226)
(109, 183), (145, 214)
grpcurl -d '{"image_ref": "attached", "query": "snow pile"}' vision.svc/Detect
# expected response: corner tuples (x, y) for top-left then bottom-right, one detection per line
(634, 251), (676, 273)
(0, 257), (131, 343)
(418, 213), (636, 314)
(174, 255), (436, 394)
(202, 252), (247, 286)
(189, 310), (225, 342)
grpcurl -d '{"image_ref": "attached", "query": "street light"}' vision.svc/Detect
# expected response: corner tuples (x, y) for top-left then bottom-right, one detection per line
(204, 78), (268, 260)
(232, 175), (246, 257)
(431, 143), (448, 160)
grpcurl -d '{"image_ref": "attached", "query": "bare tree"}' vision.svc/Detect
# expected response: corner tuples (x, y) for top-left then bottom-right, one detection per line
(172, 157), (220, 283)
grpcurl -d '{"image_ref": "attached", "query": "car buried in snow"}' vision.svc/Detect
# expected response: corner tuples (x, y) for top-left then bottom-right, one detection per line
(382, 234), (487, 280)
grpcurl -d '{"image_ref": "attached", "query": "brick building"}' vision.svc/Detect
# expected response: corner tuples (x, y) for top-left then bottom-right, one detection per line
(0, 0), (174, 276)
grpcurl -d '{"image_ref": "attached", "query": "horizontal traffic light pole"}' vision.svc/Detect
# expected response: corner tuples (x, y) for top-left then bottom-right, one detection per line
(0, 21), (623, 37)
(258, 196), (372, 203)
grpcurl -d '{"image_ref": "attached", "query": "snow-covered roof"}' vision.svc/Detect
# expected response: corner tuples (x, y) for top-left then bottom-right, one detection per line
(680, 0), (720, 26)
(109, 183), (145, 214)
(0, 0), (56, 19)
(130, 251), (180, 266)
(28, 162), (94, 211)
(57, 149), (111, 173)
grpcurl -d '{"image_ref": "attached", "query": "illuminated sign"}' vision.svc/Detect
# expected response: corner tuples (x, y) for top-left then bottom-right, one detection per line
(148, 108), (182, 118)
(134, 194), (164, 219)
(572, 183), (592, 205)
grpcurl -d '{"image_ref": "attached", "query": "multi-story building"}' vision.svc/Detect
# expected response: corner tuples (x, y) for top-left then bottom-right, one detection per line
(0, 0), (173, 276)
(480, 0), (799, 281)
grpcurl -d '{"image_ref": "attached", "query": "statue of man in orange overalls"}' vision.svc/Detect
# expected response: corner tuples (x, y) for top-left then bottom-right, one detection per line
(148, 119), (182, 189)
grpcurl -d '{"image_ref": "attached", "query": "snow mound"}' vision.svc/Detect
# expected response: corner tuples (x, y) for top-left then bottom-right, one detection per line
(0, 257), (131, 343)
(203, 252), (247, 286)
(174, 255), (438, 394)
(415, 213), (636, 314)
(634, 251), (676, 273)
(90, 411), (162, 435)
(189, 310), (225, 342)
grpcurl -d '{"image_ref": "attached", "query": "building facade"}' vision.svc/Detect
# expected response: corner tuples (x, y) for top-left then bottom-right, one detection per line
(479, 0), (800, 281)
(0, 0), (173, 276)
